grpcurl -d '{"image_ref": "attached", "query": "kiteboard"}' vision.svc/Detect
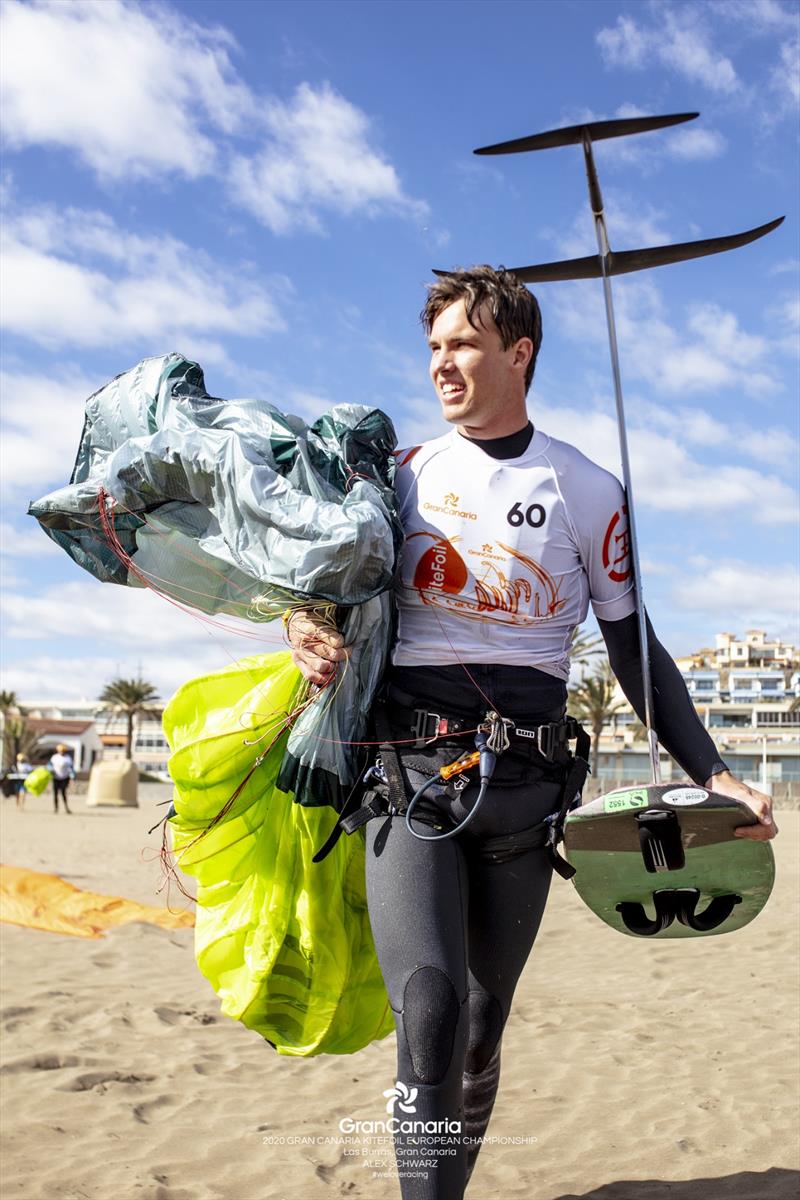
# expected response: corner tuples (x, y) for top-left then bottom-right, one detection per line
(563, 784), (775, 938)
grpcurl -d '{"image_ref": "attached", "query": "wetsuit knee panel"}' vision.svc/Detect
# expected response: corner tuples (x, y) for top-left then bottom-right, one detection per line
(397, 965), (464, 1086)
(465, 991), (505, 1075)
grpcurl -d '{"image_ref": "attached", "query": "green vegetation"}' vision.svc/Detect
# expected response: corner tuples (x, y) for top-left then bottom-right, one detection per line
(98, 677), (161, 760)
(568, 659), (626, 776)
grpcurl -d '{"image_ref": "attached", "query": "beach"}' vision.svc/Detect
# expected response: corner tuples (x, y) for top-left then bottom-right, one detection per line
(1, 784), (798, 1200)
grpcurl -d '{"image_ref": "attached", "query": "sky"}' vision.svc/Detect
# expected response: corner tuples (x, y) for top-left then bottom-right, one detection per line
(1, 0), (798, 705)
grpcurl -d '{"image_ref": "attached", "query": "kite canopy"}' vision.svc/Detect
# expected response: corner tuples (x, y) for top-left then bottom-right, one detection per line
(165, 652), (393, 1055)
(28, 353), (403, 809)
(29, 353), (401, 611)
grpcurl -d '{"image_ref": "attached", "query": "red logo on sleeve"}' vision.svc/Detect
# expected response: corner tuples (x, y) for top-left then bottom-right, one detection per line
(602, 506), (631, 582)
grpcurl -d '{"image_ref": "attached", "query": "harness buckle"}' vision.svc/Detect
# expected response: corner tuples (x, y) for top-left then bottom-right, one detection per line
(514, 721), (559, 758)
(536, 723), (557, 760)
(411, 708), (444, 746)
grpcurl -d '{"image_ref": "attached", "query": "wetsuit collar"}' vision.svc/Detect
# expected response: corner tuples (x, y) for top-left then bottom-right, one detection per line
(457, 421), (534, 460)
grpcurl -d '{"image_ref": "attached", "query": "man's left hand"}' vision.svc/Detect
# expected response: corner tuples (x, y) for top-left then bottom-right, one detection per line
(704, 770), (778, 841)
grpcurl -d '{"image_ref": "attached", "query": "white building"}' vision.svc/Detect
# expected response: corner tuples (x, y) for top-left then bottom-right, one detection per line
(715, 630), (798, 670)
(14, 700), (169, 776)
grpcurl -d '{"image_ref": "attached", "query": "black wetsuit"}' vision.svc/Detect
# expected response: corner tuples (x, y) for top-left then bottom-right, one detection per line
(365, 423), (726, 1199)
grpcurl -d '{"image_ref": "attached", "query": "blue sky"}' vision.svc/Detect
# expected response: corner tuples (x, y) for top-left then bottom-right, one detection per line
(1, 0), (798, 703)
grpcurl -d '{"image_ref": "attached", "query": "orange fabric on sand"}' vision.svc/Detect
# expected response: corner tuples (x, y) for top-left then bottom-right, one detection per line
(0, 864), (194, 939)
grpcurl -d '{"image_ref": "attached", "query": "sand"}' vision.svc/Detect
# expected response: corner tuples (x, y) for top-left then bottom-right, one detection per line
(1, 784), (798, 1200)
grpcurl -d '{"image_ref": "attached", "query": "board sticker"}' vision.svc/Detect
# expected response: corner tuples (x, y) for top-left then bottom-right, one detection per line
(662, 787), (709, 806)
(603, 791), (649, 812)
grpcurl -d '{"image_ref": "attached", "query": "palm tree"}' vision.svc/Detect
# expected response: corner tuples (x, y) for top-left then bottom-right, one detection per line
(0, 691), (22, 771)
(568, 659), (626, 777)
(98, 678), (161, 760)
(570, 627), (603, 670)
(2, 714), (42, 770)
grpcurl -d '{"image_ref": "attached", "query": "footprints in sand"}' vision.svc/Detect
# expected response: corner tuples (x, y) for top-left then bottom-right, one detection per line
(0, 1004), (36, 1033)
(61, 1070), (156, 1093)
(0, 1052), (156, 1095)
(192, 1054), (224, 1076)
(154, 1005), (218, 1027)
(149, 1170), (194, 1200)
(0, 1052), (85, 1074)
(133, 1094), (175, 1124)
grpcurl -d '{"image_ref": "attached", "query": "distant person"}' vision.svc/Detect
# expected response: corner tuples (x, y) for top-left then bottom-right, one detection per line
(49, 744), (74, 814)
(14, 754), (32, 810)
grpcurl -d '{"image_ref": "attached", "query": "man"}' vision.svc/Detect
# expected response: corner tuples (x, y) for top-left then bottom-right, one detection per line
(49, 744), (74, 814)
(288, 266), (775, 1200)
(13, 753), (32, 810)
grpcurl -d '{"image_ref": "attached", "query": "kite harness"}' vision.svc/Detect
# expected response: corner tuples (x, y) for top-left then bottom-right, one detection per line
(314, 696), (591, 877)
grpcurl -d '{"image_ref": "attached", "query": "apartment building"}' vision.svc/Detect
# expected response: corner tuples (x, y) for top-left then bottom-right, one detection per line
(595, 657), (800, 786)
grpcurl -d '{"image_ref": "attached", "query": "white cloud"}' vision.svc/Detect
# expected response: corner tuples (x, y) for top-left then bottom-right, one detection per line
(668, 559), (800, 634)
(596, 17), (650, 69)
(0, 0), (253, 180)
(769, 259), (800, 276)
(555, 105), (726, 174)
(770, 36), (800, 107)
(686, 304), (770, 368)
(713, 0), (800, 35)
(548, 277), (780, 397)
(0, 578), (284, 650)
(0, 4), (426, 234)
(287, 389), (334, 423)
(1, 578), (290, 696)
(0, 520), (61, 557)
(658, 16), (740, 93)
(665, 126), (728, 161)
(553, 191), (673, 259)
(0, 642), (285, 706)
(0, 203), (285, 352)
(535, 400), (798, 523)
(635, 401), (799, 475)
(0, 367), (100, 501)
(596, 3), (800, 123)
(391, 393), (449, 452)
(597, 11), (740, 94)
(230, 82), (427, 234)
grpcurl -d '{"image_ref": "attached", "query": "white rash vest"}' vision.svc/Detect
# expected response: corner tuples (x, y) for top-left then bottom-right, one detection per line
(391, 428), (636, 680)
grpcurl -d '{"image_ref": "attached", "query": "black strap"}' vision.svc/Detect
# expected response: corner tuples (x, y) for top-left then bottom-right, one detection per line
(311, 750), (372, 864)
(636, 809), (686, 873)
(312, 700), (405, 863)
(616, 891), (677, 936)
(477, 818), (549, 864)
(675, 889), (742, 932)
(544, 722), (591, 880)
(617, 888), (743, 937)
(341, 793), (386, 833)
(374, 699), (410, 813)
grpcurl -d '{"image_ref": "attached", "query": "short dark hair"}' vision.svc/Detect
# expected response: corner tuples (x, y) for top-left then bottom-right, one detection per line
(420, 265), (543, 393)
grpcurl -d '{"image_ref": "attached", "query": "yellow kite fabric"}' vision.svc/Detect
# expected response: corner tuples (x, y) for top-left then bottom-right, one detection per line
(0, 864), (194, 939)
(24, 766), (51, 795)
(165, 651), (393, 1058)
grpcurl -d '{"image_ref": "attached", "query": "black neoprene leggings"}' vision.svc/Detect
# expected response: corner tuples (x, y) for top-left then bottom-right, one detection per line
(365, 664), (567, 1199)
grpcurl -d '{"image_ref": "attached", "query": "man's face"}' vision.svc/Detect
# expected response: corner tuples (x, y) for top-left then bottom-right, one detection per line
(427, 298), (530, 437)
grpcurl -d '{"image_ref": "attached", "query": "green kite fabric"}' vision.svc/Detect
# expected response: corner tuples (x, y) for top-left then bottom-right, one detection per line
(165, 651), (393, 1056)
(23, 766), (52, 796)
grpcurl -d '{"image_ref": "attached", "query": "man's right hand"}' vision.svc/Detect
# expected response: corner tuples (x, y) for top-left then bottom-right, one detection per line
(286, 609), (350, 687)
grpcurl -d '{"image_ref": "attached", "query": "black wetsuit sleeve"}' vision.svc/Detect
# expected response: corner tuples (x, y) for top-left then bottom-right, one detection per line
(598, 611), (729, 786)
